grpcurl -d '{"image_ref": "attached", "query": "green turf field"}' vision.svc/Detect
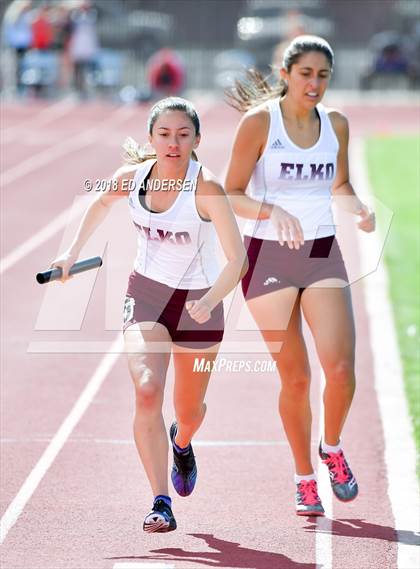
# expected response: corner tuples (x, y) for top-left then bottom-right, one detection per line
(366, 135), (420, 475)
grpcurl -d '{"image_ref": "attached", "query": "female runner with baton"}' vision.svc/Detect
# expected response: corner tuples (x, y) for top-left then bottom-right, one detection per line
(49, 97), (247, 533)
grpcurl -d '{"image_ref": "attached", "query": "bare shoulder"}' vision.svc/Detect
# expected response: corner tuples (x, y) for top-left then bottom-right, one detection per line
(196, 166), (225, 197)
(100, 163), (140, 200)
(239, 102), (270, 133)
(112, 163), (139, 181)
(326, 108), (349, 136)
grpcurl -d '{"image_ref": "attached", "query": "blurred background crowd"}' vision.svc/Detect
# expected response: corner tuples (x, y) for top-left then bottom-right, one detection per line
(0, 0), (419, 101)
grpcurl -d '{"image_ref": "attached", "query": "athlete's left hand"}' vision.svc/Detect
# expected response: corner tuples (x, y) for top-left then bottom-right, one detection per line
(357, 203), (376, 233)
(186, 298), (212, 324)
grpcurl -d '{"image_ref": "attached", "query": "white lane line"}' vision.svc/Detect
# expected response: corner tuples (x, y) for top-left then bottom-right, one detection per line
(315, 369), (333, 569)
(351, 138), (420, 569)
(0, 195), (90, 274)
(1, 105), (136, 187)
(113, 563), (175, 569)
(1, 98), (76, 144)
(0, 334), (122, 544)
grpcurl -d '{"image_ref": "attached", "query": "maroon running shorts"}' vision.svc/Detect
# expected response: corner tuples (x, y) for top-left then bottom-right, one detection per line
(242, 235), (349, 300)
(123, 271), (224, 349)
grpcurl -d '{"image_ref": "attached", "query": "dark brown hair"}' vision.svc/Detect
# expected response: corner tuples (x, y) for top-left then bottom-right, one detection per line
(226, 35), (334, 113)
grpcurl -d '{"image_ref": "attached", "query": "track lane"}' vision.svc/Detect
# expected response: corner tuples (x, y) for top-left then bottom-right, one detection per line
(1, 99), (418, 568)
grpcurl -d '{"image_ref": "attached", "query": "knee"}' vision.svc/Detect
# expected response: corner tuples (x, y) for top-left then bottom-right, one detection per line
(129, 358), (163, 411)
(280, 363), (311, 395)
(134, 377), (163, 411)
(324, 358), (355, 387)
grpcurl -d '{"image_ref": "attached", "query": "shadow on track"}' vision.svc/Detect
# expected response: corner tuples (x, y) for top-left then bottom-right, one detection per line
(108, 532), (317, 568)
(303, 518), (420, 546)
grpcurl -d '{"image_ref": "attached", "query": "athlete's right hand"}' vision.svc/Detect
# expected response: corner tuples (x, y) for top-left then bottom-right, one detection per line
(186, 298), (212, 324)
(270, 205), (304, 249)
(50, 251), (78, 283)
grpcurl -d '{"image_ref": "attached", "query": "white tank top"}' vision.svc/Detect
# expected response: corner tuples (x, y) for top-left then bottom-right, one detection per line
(243, 99), (339, 241)
(128, 158), (219, 289)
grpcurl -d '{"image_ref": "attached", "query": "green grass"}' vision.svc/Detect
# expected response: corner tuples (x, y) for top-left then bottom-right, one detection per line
(366, 135), (420, 475)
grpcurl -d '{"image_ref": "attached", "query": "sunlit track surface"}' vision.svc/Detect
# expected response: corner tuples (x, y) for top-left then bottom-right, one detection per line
(1, 97), (419, 569)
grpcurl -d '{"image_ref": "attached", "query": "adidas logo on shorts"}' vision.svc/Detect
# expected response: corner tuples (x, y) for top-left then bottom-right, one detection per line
(264, 277), (280, 286)
(270, 138), (285, 150)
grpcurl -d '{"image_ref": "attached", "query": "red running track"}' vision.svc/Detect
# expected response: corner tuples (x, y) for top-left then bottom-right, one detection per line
(0, 96), (418, 569)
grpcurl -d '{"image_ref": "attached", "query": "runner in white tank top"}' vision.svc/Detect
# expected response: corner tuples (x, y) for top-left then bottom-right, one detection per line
(129, 157), (219, 288)
(49, 97), (247, 534)
(243, 98), (338, 241)
(225, 36), (375, 517)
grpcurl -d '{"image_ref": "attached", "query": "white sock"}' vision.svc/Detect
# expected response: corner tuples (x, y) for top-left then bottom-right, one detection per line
(322, 438), (341, 454)
(294, 472), (317, 484)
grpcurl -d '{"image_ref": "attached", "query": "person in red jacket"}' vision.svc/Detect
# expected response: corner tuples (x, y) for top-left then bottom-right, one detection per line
(147, 48), (185, 97)
(31, 4), (53, 51)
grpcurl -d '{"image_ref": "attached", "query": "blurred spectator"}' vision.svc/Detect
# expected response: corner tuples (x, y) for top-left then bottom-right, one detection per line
(31, 3), (53, 50)
(67, 0), (99, 97)
(49, 4), (72, 51)
(48, 4), (73, 90)
(3, 0), (33, 93)
(360, 31), (412, 89)
(146, 48), (185, 97)
(375, 46), (408, 73)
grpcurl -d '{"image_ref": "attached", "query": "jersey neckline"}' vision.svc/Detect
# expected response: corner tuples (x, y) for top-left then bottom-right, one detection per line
(137, 158), (193, 216)
(277, 99), (324, 152)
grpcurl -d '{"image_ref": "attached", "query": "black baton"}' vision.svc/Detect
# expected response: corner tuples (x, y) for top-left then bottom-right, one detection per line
(36, 256), (103, 284)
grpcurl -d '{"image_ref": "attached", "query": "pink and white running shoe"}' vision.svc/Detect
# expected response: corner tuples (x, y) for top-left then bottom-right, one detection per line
(319, 442), (359, 502)
(295, 479), (325, 516)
